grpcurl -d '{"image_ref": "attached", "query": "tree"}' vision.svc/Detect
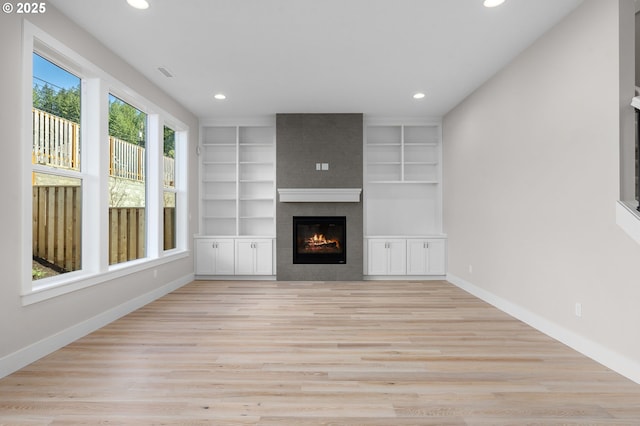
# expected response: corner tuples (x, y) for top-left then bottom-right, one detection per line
(108, 97), (146, 146)
(33, 84), (80, 123)
(164, 126), (175, 158)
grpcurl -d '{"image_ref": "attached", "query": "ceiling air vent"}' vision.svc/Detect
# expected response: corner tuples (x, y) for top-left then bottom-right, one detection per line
(158, 66), (174, 78)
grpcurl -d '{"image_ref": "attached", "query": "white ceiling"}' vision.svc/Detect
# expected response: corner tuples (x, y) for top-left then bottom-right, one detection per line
(48, 0), (583, 120)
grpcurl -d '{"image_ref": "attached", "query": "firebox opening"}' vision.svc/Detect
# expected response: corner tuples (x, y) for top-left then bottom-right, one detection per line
(293, 216), (346, 264)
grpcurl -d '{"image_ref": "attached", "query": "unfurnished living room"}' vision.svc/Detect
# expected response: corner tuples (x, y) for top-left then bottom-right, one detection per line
(1, 0), (640, 424)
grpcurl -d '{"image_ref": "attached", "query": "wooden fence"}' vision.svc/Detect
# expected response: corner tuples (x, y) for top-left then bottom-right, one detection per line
(32, 108), (80, 170)
(33, 108), (175, 187)
(33, 185), (176, 271)
(32, 185), (81, 272)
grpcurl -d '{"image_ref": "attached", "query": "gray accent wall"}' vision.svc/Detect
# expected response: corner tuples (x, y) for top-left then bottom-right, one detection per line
(276, 114), (363, 281)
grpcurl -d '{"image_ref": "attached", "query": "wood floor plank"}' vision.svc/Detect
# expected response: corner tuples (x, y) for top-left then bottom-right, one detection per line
(1, 280), (639, 424)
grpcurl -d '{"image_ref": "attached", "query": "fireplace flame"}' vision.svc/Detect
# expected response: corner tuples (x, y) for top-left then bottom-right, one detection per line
(305, 233), (340, 249)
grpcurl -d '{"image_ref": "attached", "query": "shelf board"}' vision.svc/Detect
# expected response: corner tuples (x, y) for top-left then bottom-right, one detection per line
(203, 216), (236, 220)
(367, 143), (401, 147)
(239, 143), (274, 147)
(239, 179), (274, 183)
(202, 179), (236, 183)
(404, 142), (438, 147)
(404, 180), (439, 184)
(240, 216), (274, 220)
(203, 196), (236, 201)
(240, 197), (274, 201)
(202, 161), (236, 165)
(405, 162), (438, 166)
(202, 143), (236, 147)
(239, 162), (275, 166)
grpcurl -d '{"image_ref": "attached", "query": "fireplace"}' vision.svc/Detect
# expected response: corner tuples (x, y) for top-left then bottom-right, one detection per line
(293, 216), (346, 264)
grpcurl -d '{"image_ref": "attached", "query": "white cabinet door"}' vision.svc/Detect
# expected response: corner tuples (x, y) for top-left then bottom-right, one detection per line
(426, 239), (446, 275)
(195, 239), (235, 275)
(387, 240), (407, 275)
(195, 239), (216, 275)
(235, 240), (254, 275)
(368, 239), (390, 275)
(253, 240), (274, 275)
(215, 240), (236, 275)
(367, 239), (406, 275)
(407, 239), (446, 275)
(235, 239), (273, 275)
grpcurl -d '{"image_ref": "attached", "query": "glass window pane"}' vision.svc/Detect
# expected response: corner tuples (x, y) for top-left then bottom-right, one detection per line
(164, 192), (176, 250)
(163, 126), (176, 250)
(108, 95), (147, 264)
(32, 173), (82, 280)
(32, 53), (83, 281)
(164, 126), (175, 189)
(32, 53), (81, 171)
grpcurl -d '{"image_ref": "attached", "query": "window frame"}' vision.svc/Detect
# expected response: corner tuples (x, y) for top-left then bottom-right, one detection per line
(107, 92), (149, 265)
(161, 123), (179, 252)
(22, 21), (189, 305)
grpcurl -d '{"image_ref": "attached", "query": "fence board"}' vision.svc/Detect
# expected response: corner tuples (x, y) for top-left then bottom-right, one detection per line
(164, 207), (176, 250)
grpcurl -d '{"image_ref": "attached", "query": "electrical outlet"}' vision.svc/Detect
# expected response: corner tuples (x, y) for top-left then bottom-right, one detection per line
(468, 264), (473, 274)
(321, 163), (329, 171)
(316, 163), (321, 171)
(575, 302), (582, 317)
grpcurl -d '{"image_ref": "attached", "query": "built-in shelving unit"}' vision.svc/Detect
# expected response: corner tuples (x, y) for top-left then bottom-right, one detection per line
(199, 125), (276, 237)
(197, 123), (276, 278)
(364, 121), (446, 277)
(365, 124), (439, 184)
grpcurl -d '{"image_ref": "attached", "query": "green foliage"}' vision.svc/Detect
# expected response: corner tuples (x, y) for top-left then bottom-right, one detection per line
(109, 97), (147, 146)
(164, 126), (175, 158)
(33, 84), (80, 123)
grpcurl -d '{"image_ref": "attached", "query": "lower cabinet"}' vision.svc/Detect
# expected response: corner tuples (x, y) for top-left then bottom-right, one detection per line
(366, 237), (446, 277)
(195, 237), (274, 276)
(406, 239), (446, 275)
(368, 239), (407, 275)
(235, 239), (273, 275)
(195, 238), (235, 275)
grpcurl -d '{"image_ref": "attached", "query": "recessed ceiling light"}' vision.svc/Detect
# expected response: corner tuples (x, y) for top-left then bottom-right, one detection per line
(214, 93), (227, 100)
(127, 0), (149, 10)
(483, 0), (506, 7)
(413, 92), (426, 100)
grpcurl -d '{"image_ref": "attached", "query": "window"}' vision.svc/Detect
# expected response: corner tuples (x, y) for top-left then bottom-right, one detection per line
(108, 94), (147, 264)
(24, 23), (189, 302)
(163, 125), (177, 250)
(31, 52), (83, 280)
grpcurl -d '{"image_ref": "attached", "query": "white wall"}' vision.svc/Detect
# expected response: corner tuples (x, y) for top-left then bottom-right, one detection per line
(444, 0), (640, 382)
(0, 6), (198, 376)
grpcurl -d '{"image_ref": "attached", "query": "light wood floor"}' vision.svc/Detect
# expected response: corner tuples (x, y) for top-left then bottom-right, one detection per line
(1, 280), (639, 425)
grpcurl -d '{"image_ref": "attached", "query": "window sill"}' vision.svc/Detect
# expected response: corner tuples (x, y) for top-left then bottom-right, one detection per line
(616, 200), (640, 246)
(23, 250), (190, 306)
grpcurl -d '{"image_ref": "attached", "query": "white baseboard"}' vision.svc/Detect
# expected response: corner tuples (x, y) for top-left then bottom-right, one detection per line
(364, 275), (446, 281)
(0, 273), (194, 379)
(446, 273), (640, 385)
(194, 275), (276, 281)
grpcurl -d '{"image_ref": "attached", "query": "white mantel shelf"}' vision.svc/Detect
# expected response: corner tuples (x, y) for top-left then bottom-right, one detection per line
(278, 188), (362, 203)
